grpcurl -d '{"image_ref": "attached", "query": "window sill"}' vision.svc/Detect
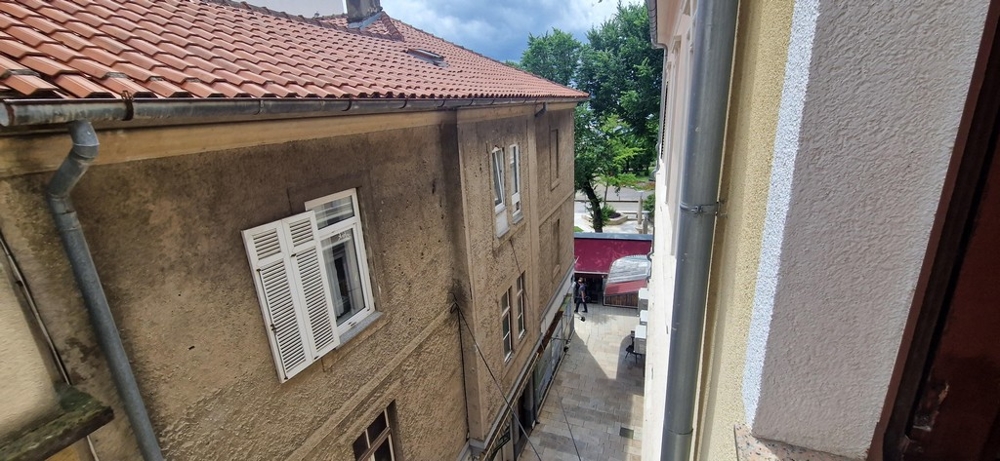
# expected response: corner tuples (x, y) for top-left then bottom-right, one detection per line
(734, 423), (855, 461)
(0, 385), (113, 461)
(340, 311), (383, 345)
(321, 312), (387, 371)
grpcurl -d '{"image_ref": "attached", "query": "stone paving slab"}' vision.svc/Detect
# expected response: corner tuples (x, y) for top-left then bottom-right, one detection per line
(519, 304), (645, 461)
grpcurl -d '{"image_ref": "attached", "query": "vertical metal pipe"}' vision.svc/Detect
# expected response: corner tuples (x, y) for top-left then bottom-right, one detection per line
(47, 121), (164, 461)
(661, 0), (739, 459)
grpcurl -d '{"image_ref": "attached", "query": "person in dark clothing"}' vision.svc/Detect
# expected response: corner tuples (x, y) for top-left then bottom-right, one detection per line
(574, 278), (588, 313)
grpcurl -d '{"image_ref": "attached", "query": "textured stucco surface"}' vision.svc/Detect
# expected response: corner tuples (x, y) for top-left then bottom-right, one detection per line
(455, 108), (576, 446)
(0, 123), (470, 460)
(694, 0), (794, 459)
(0, 260), (59, 440)
(745, 0), (988, 457)
(0, 104), (575, 460)
(743, 0), (820, 429)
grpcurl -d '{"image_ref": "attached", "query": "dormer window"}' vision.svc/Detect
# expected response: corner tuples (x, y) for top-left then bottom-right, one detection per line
(406, 49), (447, 67)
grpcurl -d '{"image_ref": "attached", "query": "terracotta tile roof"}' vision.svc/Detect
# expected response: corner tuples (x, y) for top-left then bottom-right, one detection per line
(0, 0), (588, 101)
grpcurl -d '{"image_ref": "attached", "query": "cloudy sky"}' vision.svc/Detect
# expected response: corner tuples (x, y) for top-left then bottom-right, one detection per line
(248, 0), (641, 63)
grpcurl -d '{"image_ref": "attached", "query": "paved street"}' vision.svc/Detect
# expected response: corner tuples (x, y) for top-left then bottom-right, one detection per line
(574, 185), (653, 234)
(521, 304), (644, 461)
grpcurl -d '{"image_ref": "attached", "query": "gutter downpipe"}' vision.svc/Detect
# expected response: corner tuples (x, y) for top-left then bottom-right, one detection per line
(661, 0), (738, 460)
(47, 120), (164, 461)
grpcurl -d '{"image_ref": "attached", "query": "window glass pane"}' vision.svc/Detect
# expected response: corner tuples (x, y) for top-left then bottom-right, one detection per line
(353, 434), (369, 459)
(512, 149), (520, 194)
(492, 150), (505, 207)
(321, 229), (365, 325)
(374, 438), (394, 461)
(314, 196), (355, 229)
(503, 313), (512, 355)
(367, 411), (388, 442)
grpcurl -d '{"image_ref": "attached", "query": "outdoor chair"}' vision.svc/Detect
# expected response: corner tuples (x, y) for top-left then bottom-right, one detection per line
(625, 331), (642, 363)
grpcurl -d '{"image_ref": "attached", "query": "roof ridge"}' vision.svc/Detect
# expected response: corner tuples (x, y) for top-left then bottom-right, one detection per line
(321, 12), (405, 41)
(197, 1), (404, 41)
(196, 0), (344, 32)
(388, 18), (588, 97)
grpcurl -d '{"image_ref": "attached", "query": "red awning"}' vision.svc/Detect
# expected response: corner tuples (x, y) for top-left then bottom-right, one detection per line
(604, 280), (647, 296)
(574, 236), (652, 275)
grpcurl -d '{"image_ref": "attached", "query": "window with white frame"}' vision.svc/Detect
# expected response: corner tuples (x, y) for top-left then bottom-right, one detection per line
(242, 188), (375, 382)
(516, 273), (525, 338)
(501, 291), (513, 361)
(491, 147), (509, 236)
(353, 408), (397, 461)
(305, 190), (376, 334)
(509, 144), (522, 221)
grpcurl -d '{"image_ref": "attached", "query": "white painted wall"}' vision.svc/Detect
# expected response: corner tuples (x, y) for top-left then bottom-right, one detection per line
(643, 7), (692, 459)
(744, 0), (988, 457)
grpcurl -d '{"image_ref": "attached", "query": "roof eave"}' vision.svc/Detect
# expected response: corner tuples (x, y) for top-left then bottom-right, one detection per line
(0, 96), (588, 127)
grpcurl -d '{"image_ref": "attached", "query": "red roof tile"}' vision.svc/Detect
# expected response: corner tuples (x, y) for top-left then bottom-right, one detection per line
(0, 0), (588, 101)
(54, 74), (112, 97)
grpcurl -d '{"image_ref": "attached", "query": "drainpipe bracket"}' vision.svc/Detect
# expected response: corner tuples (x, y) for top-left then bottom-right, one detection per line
(679, 201), (721, 216)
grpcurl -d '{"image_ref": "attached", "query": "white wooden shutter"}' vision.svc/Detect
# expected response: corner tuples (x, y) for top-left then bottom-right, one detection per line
(243, 211), (341, 382)
(282, 213), (341, 358)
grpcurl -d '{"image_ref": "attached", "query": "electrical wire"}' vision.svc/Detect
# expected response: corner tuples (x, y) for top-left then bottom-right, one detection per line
(453, 302), (542, 461)
(0, 231), (102, 461)
(554, 386), (583, 461)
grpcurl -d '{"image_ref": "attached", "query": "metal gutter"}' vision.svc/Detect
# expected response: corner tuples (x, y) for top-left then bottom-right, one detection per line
(47, 121), (164, 460)
(0, 97), (587, 127)
(661, 0), (739, 459)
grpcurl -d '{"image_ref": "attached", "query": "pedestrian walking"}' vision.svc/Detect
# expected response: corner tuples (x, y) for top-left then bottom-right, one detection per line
(574, 278), (588, 313)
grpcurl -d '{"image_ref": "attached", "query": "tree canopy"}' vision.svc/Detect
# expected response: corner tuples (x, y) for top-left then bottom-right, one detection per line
(516, 3), (661, 231)
(519, 29), (582, 87)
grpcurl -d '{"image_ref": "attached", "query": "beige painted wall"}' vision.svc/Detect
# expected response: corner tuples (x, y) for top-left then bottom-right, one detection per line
(0, 120), (470, 460)
(454, 107), (576, 447)
(0, 104), (575, 460)
(0, 258), (59, 441)
(693, 0), (795, 459)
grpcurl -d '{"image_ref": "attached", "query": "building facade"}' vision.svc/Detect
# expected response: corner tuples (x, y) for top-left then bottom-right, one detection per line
(0, 1), (585, 460)
(646, 0), (992, 459)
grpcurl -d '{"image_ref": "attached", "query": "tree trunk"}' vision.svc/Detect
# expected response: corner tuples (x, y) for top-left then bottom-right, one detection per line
(582, 182), (604, 232)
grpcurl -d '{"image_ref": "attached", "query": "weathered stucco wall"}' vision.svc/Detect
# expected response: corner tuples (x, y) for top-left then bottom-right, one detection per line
(0, 258), (60, 441)
(454, 106), (575, 447)
(743, 0), (988, 457)
(686, 0), (794, 459)
(533, 109), (576, 309)
(0, 121), (468, 460)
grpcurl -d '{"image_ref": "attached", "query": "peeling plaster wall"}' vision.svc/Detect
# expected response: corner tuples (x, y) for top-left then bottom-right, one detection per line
(744, 0), (988, 457)
(0, 123), (469, 460)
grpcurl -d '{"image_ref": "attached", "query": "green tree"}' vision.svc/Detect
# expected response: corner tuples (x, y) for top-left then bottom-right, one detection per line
(574, 106), (644, 232)
(503, 60), (524, 71)
(577, 2), (663, 171)
(518, 28), (582, 86)
(515, 4), (660, 232)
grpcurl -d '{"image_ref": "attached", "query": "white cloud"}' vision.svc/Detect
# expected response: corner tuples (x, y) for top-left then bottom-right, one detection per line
(247, 0), (642, 61)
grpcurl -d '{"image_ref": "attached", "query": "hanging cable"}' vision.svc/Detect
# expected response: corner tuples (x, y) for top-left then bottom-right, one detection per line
(453, 301), (542, 461)
(554, 386), (583, 461)
(0, 230), (102, 461)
